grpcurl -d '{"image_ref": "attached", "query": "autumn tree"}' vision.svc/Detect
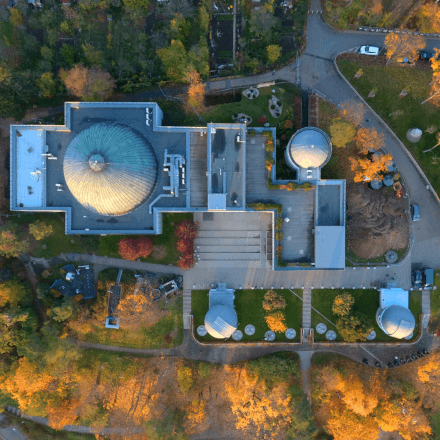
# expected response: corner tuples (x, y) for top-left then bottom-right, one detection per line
(349, 153), (393, 182)
(122, 0), (149, 11)
(176, 239), (193, 254)
(29, 221), (54, 241)
(177, 253), (195, 270)
(161, 0), (194, 18)
(266, 44), (282, 64)
(82, 42), (105, 68)
(262, 290), (286, 311)
(336, 313), (373, 342)
(423, 132), (440, 153)
(60, 64), (115, 101)
(0, 225), (30, 258)
(355, 127), (385, 154)
(418, 2), (440, 34)
(340, 101), (366, 126)
(384, 33), (426, 65)
(265, 311), (287, 333)
(118, 294), (150, 318)
(9, 8), (24, 27)
(118, 237), (153, 261)
(332, 292), (354, 317)
(422, 48), (440, 106)
(330, 118), (356, 148)
(0, 278), (28, 308)
(175, 221), (197, 240)
(51, 297), (77, 322)
(184, 69), (205, 111)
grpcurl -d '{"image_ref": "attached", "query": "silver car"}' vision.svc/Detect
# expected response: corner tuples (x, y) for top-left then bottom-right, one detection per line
(411, 204), (420, 221)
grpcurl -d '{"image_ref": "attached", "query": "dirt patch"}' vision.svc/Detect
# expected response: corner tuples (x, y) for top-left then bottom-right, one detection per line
(152, 244), (167, 260)
(347, 183), (409, 259)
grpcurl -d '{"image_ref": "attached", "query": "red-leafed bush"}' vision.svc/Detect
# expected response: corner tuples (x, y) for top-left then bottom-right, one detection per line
(283, 120), (293, 129)
(175, 221), (197, 240)
(118, 237), (153, 261)
(258, 116), (267, 124)
(177, 238), (192, 254)
(177, 253), (195, 270)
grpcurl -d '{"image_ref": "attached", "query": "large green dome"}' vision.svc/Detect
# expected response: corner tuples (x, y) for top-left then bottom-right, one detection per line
(63, 122), (158, 216)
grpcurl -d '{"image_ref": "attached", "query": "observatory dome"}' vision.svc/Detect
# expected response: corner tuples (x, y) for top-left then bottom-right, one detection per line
(285, 127), (332, 169)
(379, 305), (415, 339)
(63, 122), (158, 216)
(204, 304), (238, 339)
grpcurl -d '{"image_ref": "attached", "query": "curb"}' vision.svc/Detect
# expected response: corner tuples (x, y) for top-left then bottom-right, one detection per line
(333, 52), (440, 206)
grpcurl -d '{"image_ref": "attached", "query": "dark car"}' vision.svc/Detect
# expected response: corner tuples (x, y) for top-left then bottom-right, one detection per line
(424, 268), (434, 290)
(419, 50), (436, 61)
(411, 204), (420, 221)
(413, 269), (423, 288)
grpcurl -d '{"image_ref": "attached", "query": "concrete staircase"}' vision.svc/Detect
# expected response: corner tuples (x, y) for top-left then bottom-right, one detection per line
(194, 230), (269, 268)
(302, 288), (312, 338)
(182, 290), (191, 329)
(422, 289), (431, 315)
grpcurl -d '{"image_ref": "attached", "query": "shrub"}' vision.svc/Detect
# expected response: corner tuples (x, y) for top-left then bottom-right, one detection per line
(275, 232), (283, 241)
(332, 292), (355, 316)
(265, 311), (287, 333)
(258, 116), (267, 124)
(0, 225), (29, 258)
(177, 239), (192, 254)
(270, 104), (275, 110)
(287, 182), (298, 191)
(282, 120), (293, 129)
(177, 366), (193, 393)
(263, 290), (286, 311)
(197, 362), (215, 379)
(177, 253), (195, 270)
(175, 221), (197, 240)
(336, 313), (374, 342)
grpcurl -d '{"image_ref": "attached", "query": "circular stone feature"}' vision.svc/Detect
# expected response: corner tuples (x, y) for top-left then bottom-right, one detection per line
(88, 153), (105, 172)
(385, 250), (398, 263)
(370, 178), (383, 189)
(383, 175), (394, 186)
(366, 330), (376, 340)
(63, 122), (158, 217)
(406, 128), (422, 143)
(285, 127), (332, 170)
(232, 330), (243, 341)
(387, 161), (396, 172)
(265, 331), (275, 341)
(285, 328), (296, 339)
(326, 330), (337, 341)
(245, 324), (255, 335)
(316, 323), (327, 334)
(197, 325), (207, 336)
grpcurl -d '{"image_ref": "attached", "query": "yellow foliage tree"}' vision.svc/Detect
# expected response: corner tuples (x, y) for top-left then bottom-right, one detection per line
(330, 117), (356, 148)
(118, 294), (150, 317)
(355, 127), (385, 154)
(265, 311), (287, 333)
(349, 153), (393, 182)
(340, 101), (366, 126)
(418, 358), (440, 383)
(384, 33), (426, 65)
(29, 221), (54, 240)
(266, 44), (282, 64)
(9, 8), (24, 27)
(418, 2), (440, 34)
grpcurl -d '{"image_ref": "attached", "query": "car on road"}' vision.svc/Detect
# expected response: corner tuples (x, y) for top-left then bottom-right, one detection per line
(411, 204), (420, 221)
(360, 46), (380, 55)
(419, 50), (436, 61)
(413, 268), (434, 289)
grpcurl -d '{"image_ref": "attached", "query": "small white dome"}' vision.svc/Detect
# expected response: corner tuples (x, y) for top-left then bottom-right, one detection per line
(378, 305), (415, 339)
(204, 304), (238, 339)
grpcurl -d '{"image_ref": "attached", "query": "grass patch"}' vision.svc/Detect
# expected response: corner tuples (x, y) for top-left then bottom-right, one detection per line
(337, 58), (440, 196)
(97, 212), (193, 265)
(311, 289), (421, 342)
(9, 417), (95, 440)
(345, 247), (407, 265)
(82, 297), (184, 348)
(202, 83), (299, 128)
(191, 289), (303, 342)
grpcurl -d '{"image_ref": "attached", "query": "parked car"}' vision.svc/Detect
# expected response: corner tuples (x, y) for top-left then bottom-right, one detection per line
(424, 268), (434, 289)
(419, 50), (436, 61)
(412, 269), (423, 288)
(411, 204), (420, 221)
(360, 46), (380, 55)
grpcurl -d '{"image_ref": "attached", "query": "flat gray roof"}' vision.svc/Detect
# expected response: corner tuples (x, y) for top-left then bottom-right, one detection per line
(314, 226), (345, 269)
(316, 184), (341, 226)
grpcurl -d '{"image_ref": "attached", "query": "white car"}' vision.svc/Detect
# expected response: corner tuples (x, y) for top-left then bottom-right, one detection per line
(360, 46), (380, 55)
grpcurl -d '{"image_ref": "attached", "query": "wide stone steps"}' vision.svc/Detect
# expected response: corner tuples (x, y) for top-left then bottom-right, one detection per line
(195, 252), (260, 260)
(195, 245), (261, 253)
(302, 288), (312, 329)
(194, 237), (261, 246)
(182, 289), (192, 330)
(193, 260), (262, 268)
(196, 230), (261, 238)
(422, 289), (431, 315)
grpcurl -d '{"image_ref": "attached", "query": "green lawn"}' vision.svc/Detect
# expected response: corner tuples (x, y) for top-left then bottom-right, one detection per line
(345, 247), (407, 265)
(429, 271), (440, 334)
(192, 289), (303, 342)
(202, 83), (299, 127)
(311, 289), (422, 342)
(337, 59), (440, 196)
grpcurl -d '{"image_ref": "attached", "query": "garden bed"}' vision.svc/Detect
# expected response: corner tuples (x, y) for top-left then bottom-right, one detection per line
(192, 289), (302, 342)
(311, 289), (422, 342)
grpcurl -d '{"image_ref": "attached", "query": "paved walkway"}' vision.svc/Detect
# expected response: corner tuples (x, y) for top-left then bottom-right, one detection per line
(302, 288), (312, 329)
(0, 415), (28, 440)
(298, 351), (313, 402)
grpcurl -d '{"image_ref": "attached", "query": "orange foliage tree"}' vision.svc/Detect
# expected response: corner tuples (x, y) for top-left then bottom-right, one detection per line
(176, 238), (192, 254)
(118, 237), (153, 261)
(184, 69), (205, 111)
(422, 48), (440, 106)
(418, 2), (440, 34)
(177, 253), (195, 270)
(349, 153), (393, 183)
(175, 221), (197, 240)
(355, 127), (385, 154)
(384, 33), (426, 65)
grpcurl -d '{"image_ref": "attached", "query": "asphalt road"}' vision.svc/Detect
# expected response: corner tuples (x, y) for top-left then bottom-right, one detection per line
(302, 0), (440, 268)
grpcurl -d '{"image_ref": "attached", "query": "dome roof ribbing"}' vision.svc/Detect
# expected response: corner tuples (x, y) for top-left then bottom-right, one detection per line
(204, 304), (238, 339)
(286, 127), (332, 169)
(63, 123), (158, 216)
(380, 305), (415, 339)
